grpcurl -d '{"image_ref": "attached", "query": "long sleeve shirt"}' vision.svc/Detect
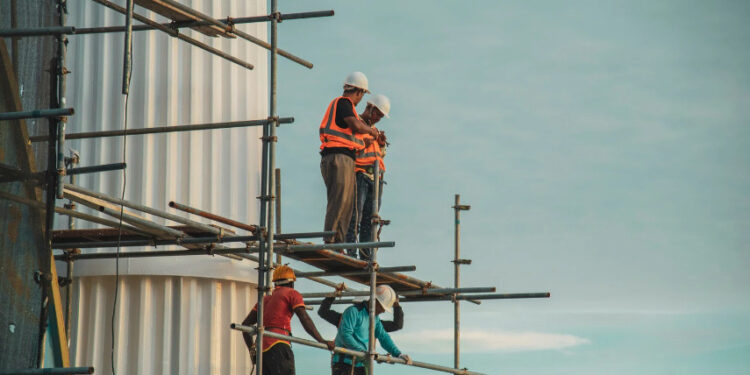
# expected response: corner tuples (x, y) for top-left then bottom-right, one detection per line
(332, 303), (402, 367)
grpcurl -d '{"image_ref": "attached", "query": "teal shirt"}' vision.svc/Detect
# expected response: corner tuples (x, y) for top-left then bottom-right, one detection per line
(332, 303), (402, 367)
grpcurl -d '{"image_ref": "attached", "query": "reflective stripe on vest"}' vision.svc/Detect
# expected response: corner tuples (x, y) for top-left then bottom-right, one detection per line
(319, 97), (365, 150)
(355, 140), (386, 172)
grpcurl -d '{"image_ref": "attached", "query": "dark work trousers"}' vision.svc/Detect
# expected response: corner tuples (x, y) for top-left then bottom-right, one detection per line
(332, 363), (366, 375)
(262, 344), (295, 375)
(345, 172), (383, 260)
(321, 153), (356, 243)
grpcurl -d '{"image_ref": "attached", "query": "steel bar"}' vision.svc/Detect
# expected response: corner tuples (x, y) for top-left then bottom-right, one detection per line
(169, 201), (257, 233)
(54, 240), (393, 255)
(0, 162), (45, 183)
(65, 184), (221, 235)
(274, 241), (394, 253)
(51, 231), (336, 249)
(29, 117), (293, 142)
(0, 26), (76, 37)
(230, 324), (485, 375)
(368, 161), (381, 371)
(72, 11), (334, 35)
(122, 0), (134, 94)
(306, 292), (550, 305)
(453, 194), (470, 369)
(296, 265), (415, 278)
(0, 367), (94, 375)
(89, 0), (253, 70)
(0, 188), (143, 233)
(275, 168), (282, 264)
(300, 286), (495, 299)
(66, 162), (126, 176)
(0, 107), (73, 121)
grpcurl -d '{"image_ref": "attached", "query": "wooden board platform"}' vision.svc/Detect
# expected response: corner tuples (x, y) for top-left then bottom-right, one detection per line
(135, 0), (226, 37)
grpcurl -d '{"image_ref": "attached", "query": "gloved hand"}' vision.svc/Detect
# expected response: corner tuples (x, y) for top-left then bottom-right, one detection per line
(398, 353), (412, 365)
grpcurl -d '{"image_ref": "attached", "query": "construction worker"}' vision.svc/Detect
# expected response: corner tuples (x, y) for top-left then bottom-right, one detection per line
(320, 72), (382, 244)
(345, 94), (390, 260)
(242, 265), (335, 375)
(318, 293), (403, 332)
(331, 285), (412, 375)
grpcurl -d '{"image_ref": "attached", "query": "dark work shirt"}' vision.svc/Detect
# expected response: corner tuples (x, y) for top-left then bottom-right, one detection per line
(318, 297), (404, 332)
(320, 97), (358, 159)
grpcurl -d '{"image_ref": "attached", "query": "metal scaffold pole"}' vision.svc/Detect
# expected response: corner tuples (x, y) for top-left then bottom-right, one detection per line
(368, 161), (381, 372)
(453, 194), (471, 369)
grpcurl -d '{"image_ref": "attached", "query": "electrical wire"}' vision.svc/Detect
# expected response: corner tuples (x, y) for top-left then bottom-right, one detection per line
(112, 34), (133, 375)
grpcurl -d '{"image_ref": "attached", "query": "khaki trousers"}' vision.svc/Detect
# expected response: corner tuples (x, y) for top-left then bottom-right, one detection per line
(321, 153), (355, 243)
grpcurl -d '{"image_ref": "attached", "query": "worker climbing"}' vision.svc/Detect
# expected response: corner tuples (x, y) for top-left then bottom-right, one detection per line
(346, 94), (391, 260)
(331, 285), (412, 375)
(320, 72), (382, 244)
(242, 265), (335, 375)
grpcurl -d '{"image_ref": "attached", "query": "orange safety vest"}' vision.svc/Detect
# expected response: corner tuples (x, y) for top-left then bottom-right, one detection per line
(355, 137), (386, 173)
(319, 97), (366, 151)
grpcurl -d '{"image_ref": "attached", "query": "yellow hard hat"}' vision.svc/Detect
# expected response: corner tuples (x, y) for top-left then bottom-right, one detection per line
(272, 265), (296, 284)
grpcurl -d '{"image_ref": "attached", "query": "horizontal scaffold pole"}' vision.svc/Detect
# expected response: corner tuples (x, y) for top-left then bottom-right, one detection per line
(89, 0), (254, 70)
(0, 26), (76, 37)
(51, 231), (335, 249)
(66, 162), (126, 176)
(300, 287), (496, 299)
(296, 265), (416, 278)
(169, 200), (257, 233)
(305, 292), (551, 305)
(230, 324), (486, 375)
(0, 366), (94, 375)
(0, 107), (73, 121)
(29, 117), (293, 142)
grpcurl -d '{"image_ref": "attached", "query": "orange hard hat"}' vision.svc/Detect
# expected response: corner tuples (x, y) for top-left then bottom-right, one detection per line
(272, 264), (296, 284)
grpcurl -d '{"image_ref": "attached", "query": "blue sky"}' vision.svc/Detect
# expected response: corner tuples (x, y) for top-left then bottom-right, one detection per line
(264, 1), (750, 374)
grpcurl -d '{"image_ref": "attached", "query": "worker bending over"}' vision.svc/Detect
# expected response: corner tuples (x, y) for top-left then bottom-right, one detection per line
(331, 285), (411, 375)
(319, 72), (381, 244)
(242, 265), (335, 375)
(318, 293), (403, 332)
(345, 94), (391, 260)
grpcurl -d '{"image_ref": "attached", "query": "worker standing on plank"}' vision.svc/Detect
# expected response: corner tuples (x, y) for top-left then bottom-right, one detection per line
(242, 265), (335, 375)
(318, 293), (403, 332)
(345, 94), (390, 260)
(320, 72), (382, 244)
(331, 285), (412, 375)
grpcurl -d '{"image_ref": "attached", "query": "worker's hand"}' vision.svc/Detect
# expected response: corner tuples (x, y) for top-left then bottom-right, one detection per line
(393, 300), (400, 308)
(364, 137), (374, 147)
(377, 131), (387, 146)
(398, 353), (412, 365)
(323, 340), (336, 352)
(371, 127), (380, 138)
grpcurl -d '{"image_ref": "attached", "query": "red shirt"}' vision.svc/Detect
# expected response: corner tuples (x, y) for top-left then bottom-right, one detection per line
(252, 286), (305, 351)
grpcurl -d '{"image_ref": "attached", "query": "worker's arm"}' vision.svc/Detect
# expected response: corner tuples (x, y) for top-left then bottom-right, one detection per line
(294, 306), (335, 351)
(375, 318), (402, 357)
(338, 306), (368, 352)
(317, 296), (343, 328)
(241, 309), (258, 355)
(381, 302), (403, 332)
(343, 116), (379, 137)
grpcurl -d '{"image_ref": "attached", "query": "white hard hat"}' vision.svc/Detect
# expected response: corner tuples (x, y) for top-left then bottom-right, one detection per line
(367, 94), (391, 118)
(375, 285), (397, 313)
(343, 71), (370, 93)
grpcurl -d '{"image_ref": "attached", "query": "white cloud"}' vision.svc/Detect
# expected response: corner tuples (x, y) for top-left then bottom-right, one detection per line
(390, 329), (590, 354)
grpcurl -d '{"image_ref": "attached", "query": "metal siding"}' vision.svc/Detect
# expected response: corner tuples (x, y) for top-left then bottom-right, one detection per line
(61, 0), (266, 373)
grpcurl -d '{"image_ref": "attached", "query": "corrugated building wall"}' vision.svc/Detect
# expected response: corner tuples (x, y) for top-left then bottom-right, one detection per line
(59, 0), (267, 373)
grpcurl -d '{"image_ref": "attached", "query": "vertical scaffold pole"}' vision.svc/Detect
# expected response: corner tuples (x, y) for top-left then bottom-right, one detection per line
(453, 194), (470, 369)
(255, 1), (280, 373)
(368, 161), (381, 372)
(55, 0), (68, 199)
(275, 168), (282, 265)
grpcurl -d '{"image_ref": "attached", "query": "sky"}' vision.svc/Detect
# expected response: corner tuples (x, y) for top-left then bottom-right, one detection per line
(260, 1), (749, 374)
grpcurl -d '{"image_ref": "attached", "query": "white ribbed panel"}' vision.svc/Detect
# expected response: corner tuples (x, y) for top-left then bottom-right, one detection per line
(64, 1), (266, 373)
(65, 0), (266, 253)
(70, 276), (257, 375)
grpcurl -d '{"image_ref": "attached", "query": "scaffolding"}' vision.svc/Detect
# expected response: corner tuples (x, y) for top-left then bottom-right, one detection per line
(0, 1), (550, 374)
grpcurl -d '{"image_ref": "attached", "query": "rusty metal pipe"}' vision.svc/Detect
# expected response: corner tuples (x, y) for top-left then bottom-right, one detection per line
(169, 201), (257, 233)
